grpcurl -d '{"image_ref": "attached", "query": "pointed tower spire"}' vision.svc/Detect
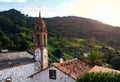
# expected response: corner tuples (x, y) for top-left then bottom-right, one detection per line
(39, 6), (41, 18)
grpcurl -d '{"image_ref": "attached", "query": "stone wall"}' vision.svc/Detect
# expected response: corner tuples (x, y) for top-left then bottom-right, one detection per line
(0, 63), (36, 82)
(29, 66), (76, 82)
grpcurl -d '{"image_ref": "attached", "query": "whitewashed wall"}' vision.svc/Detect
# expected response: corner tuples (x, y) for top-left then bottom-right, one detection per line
(0, 63), (36, 82)
(29, 66), (76, 82)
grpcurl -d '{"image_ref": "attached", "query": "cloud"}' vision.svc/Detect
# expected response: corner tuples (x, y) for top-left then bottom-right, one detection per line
(17, 7), (46, 17)
(0, 0), (12, 2)
(0, 0), (27, 2)
(14, 0), (27, 2)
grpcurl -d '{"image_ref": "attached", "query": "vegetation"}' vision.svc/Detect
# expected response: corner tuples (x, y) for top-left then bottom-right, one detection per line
(0, 9), (120, 70)
(111, 56), (120, 70)
(77, 72), (120, 82)
(0, 9), (32, 51)
(86, 50), (104, 66)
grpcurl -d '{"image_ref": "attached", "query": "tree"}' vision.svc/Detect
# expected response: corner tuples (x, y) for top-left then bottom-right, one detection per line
(53, 48), (63, 58)
(0, 31), (14, 49)
(0, 16), (14, 33)
(86, 50), (104, 66)
(111, 56), (120, 70)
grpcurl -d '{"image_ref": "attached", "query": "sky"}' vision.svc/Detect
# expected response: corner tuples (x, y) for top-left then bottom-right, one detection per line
(0, 0), (120, 27)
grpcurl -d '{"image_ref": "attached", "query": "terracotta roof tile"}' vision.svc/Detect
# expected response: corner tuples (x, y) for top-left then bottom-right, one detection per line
(89, 66), (120, 73)
(52, 58), (91, 79)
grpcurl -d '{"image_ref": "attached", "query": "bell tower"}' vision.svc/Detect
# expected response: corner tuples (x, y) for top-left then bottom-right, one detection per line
(33, 11), (48, 71)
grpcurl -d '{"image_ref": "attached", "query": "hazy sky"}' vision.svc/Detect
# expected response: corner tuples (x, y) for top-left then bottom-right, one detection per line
(0, 0), (120, 26)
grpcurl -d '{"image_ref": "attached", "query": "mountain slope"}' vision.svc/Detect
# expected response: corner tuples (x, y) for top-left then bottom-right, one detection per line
(0, 9), (120, 50)
(44, 16), (120, 48)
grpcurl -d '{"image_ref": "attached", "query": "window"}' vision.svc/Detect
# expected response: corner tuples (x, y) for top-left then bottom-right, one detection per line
(36, 34), (40, 41)
(36, 34), (40, 46)
(44, 34), (46, 46)
(49, 70), (56, 79)
(36, 27), (39, 31)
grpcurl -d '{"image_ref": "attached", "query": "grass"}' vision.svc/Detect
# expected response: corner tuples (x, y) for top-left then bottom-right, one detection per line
(106, 46), (115, 51)
(94, 45), (102, 49)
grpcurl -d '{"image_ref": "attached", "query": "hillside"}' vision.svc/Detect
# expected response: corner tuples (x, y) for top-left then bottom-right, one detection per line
(0, 9), (120, 50)
(44, 17), (120, 49)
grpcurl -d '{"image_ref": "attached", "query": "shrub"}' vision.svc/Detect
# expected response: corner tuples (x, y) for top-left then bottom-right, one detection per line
(77, 72), (120, 82)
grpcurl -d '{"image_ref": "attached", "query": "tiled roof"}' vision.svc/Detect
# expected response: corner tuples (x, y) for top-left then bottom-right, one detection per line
(52, 58), (91, 79)
(89, 66), (120, 73)
(0, 51), (35, 70)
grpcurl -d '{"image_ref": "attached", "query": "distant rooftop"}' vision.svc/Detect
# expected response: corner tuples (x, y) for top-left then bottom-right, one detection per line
(89, 65), (120, 73)
(0, 51), (35, 70)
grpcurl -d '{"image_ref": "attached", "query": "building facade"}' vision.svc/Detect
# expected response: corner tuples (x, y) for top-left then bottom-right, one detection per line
(28, 66), (76, 82)
(28, 58), (91, 82)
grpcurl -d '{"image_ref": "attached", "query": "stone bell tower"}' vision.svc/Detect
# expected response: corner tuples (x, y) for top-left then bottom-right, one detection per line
(33, 11), (48, 71)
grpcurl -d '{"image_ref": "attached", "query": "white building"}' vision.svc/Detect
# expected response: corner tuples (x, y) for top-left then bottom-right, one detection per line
(28, 58), (91, 82)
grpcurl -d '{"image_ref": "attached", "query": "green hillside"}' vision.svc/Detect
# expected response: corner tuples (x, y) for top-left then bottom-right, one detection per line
(1, 9), (120, 49)
(0, 9), (120, 69)
(44, 16), (120, 49)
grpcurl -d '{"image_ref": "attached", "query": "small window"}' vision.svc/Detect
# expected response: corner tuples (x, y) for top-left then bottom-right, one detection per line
(36, 27), (39, 31)
(49, 70), (56, 79)
(44, 34), (46, 46)
(37, 42), (40, 46)
(36, 34), (40, 41)
(36, 34), (40, 46)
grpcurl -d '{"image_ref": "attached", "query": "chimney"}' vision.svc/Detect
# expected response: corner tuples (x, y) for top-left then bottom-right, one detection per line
(60, 58), (64, 63)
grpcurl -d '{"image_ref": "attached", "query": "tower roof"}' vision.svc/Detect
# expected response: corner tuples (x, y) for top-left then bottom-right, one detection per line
(35, 11), (47, 32)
